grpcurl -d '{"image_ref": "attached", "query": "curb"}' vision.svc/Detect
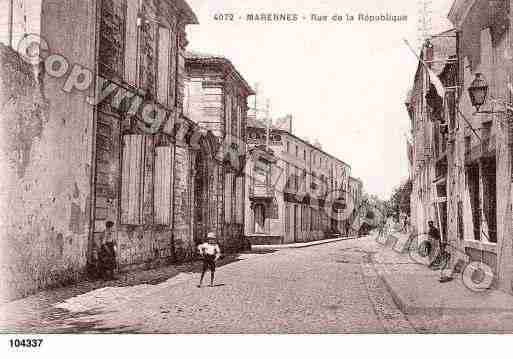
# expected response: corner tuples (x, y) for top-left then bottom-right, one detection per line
(252, 236), (358, 250)
(378, 264), (513, 316)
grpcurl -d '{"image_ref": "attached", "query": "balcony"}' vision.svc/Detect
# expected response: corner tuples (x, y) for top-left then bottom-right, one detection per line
(249, 185), (275, 201)
(465, 135), (496, 164)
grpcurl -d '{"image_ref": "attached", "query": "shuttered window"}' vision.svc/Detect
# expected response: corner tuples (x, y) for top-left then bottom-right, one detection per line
(157, 26), (171, 105)
(225, 174), (232, 222)
(139, 3), (157, 96)
(231, 175), (237, 223)
(236, 176), (244, 224)
(154, 146), (173, 225)
(121, 134), (145, 224)
(124, 0), (138, 85)
(99, 0), (126, 78)
(285, 205), (290, 234)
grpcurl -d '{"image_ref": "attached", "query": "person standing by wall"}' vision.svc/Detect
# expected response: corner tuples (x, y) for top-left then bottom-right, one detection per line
(98, 221), (117, 280)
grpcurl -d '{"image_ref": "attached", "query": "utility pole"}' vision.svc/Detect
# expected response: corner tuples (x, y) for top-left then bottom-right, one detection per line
(265, 99), (271, 150)
(417, 0), (432, 49)
(254, 82), (259, 119)
(8, 0), (13, 48)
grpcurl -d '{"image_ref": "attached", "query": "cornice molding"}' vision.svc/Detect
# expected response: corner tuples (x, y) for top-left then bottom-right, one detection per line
(448, 0), (478, 28)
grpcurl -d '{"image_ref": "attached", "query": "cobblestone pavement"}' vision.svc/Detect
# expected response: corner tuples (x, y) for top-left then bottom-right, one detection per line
(5, 236), (513, 333)
(1, 237), (417, 334)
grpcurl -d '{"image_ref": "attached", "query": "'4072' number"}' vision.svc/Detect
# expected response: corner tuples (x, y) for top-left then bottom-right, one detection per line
(214, 13), (234, 21)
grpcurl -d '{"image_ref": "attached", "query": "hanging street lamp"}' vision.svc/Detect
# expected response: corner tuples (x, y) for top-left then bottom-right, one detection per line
(468, 73), (488, 112)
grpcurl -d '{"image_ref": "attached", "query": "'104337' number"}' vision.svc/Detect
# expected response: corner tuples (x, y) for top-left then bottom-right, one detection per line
(9, 339), (43, 348)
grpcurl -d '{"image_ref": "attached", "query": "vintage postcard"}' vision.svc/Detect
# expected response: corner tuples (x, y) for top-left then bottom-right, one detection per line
(1, 0), (513, 353)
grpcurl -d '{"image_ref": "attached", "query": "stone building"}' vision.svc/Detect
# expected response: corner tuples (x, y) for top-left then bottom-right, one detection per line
(0, 0), (206, 300)
(407, 0), (513, 292)
(406, 29), (457, 252)
(244, 122), (355, 244)
(183, 51), (254, 252)
(448, 0), (513, 292)
(348, 177), (364, 236)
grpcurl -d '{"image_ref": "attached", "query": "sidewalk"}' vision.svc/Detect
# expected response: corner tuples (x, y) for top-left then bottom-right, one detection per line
(374, 231), (513, 315)
(252, 236), (357, 251)
(0, 253), (249, 333)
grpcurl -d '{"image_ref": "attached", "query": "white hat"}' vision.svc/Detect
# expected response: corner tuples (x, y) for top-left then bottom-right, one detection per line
(207, 232), (216, 239)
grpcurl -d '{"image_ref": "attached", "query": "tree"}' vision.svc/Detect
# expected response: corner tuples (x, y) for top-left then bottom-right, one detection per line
(388, 179), (412, 221)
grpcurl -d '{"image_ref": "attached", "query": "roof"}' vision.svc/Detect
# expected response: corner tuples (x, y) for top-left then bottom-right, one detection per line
(409, 29), (457, 103)
(169, 0), (198, 25)
(349, 176), (363, 185)
(185, 51), (255, 96)
(428, 29), (457, 76)
(246, 123), (351, 169)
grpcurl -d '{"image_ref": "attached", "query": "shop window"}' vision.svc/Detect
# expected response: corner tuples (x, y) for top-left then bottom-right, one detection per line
(467, 164), (481, 241)
(482, 160), (497, 243)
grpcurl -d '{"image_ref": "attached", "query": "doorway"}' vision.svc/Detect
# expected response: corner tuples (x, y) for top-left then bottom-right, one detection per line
(293, 205), (298, 242)
(254, 204), (266, 234)
(194, 151), (208, 244)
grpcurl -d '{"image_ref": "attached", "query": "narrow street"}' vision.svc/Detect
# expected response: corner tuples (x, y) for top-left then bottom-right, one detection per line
(0, 236), (405, 333)
(2, 235), (513, 334)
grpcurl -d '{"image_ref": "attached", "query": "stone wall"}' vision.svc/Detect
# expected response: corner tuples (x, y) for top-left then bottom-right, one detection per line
(0, 42), (94, 300)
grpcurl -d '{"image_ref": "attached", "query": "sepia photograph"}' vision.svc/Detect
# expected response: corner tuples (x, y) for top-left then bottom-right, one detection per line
(0, 0), (513, 355)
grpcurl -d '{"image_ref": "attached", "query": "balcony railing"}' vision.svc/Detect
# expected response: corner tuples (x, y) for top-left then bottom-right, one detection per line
(249, 185), (275, 200)
(465, 135), (496, 163)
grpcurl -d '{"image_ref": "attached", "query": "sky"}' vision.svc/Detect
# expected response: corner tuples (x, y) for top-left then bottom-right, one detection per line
(0, 0), (453, 200)
(186, 0), (453, 199)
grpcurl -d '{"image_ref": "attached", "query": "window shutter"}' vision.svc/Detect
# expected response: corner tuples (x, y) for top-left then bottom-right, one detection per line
(157, 26), (171, 105)
(124, 0), (138, 85)
(121, 134), (144, 224)
(225, 174), (232, 222)
(236, 176), (244, 224)
(154, 146), (173, 225)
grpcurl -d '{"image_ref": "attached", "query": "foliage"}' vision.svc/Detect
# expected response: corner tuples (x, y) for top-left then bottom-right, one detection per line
(387, 179), (413, 220)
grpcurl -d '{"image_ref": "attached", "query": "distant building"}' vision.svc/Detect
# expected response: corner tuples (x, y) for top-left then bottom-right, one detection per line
(448, 0), (512, 292)
(407, 29), (457, 250)
(244, 123), (356, 244)
(407, 0), (513, 292)
(184, 51), (254, 252)
(348, 177), (364, 235)
(0, 0), (211, 300)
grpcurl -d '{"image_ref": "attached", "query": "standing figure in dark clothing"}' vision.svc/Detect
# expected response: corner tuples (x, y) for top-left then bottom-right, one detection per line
(98, 221), (117, 280)
(427, 220), (441, 268)
(426, 220), (451, 282)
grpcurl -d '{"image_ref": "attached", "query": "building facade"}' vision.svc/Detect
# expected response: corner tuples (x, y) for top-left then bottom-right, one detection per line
(0, 0), (221, 300)
(448, 0), (513, 292)
(408, 0), (513, 292)
(184, 51), (254, 252)
(407, 29), (457, 256)
(244, 123), (354, 245)
(348, 176), (364, 236)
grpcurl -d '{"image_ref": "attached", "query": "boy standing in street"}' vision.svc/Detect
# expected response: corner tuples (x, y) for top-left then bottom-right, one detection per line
(197, 232), (221, 288)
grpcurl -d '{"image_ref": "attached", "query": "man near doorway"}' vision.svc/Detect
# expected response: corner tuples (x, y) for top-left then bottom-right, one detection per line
(427, 220), (441, 268)
(197, 232), (221, 288)
(98, 221), (117, 280)
(426, 220), (451, 282)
